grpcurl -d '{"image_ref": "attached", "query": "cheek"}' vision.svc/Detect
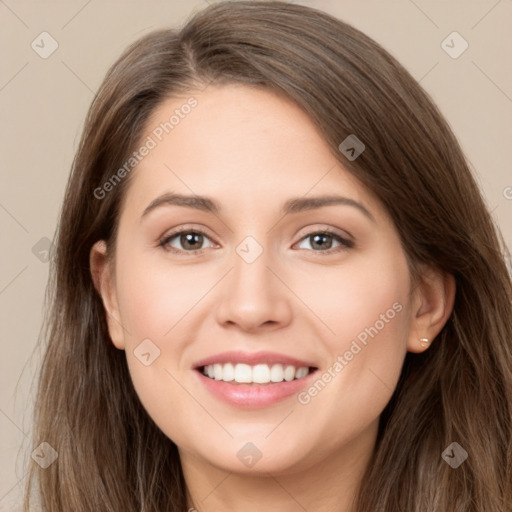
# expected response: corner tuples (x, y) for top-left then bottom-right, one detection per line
(115, 248), (210, 343)
(123, 359), (202, 454)
(112, 251), (216, 445)
(294, 250), (411, 436)
(292, 242), (410, 351)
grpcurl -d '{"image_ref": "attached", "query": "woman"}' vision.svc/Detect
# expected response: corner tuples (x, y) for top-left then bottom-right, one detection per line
(24, 1), (512, 511)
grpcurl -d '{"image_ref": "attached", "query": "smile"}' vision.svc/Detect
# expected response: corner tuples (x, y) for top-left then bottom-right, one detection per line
(201, 363), (311, 384)
(193, 351), (318, 408)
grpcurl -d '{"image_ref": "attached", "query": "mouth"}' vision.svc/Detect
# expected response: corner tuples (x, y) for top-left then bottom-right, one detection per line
(198, 363), (316, 384)
(192, 351), (318, 408)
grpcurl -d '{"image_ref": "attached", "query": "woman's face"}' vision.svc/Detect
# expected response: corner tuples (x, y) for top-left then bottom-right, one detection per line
(93, 84), (425, 475)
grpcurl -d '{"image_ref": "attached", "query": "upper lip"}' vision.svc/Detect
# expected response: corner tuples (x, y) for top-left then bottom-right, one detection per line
(193, 351), (317, 369)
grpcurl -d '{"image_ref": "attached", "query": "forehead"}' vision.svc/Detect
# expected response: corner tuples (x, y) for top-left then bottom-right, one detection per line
(145, 83), (331, 164)
(120, 84), (384, 222)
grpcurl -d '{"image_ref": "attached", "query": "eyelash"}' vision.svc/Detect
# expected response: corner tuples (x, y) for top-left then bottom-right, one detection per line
(158, 227), (354, 255)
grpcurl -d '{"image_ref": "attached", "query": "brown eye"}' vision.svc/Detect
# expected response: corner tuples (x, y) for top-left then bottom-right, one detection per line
(296, 231), (353, 252)
(160, 230), (215, 253)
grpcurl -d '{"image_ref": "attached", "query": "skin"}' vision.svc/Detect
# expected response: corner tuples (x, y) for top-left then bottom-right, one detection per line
(90, 84), (455, 512)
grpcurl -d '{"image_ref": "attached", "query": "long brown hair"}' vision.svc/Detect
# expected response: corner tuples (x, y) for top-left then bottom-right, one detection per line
(24, 1), (512, 510)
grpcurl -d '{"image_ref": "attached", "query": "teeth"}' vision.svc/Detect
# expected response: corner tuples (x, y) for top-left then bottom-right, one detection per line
(270, 364), (284, 382)
(235, 363), (252, 383)
(222, 363), (235, 381)
(253, 364), (270, 384)
(284, 365), (295, 382)
(295, 367), (309, 379)
(202, 363), (311, 384)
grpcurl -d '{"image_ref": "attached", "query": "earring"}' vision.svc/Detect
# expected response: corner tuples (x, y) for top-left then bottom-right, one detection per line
(420, 337), (429, 348)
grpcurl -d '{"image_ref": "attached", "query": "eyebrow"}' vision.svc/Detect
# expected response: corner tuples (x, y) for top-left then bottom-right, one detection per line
(140, 192), (375, 222)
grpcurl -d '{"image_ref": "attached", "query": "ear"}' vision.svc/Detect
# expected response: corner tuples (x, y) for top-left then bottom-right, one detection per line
(89, 240), (126, 350)
(407, 266), (456, 354)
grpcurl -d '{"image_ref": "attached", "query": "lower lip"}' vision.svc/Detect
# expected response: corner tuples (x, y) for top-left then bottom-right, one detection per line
(195, 370), (317, 409)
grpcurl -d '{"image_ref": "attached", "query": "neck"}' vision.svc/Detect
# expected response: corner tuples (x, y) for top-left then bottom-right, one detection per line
(180, 420), (378, 512)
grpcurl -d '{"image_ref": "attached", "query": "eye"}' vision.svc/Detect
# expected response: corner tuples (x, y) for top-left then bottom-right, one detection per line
(159, 229), (216, 254)
(158, 227), (353, 255)
(295, 230), (353, 253)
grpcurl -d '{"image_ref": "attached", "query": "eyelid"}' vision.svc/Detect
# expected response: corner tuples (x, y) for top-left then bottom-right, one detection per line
(158, 224), (355, 254)
(295, 224), (354, 243)
(292, 226), (354, 253)
(158, 224), (217, 254)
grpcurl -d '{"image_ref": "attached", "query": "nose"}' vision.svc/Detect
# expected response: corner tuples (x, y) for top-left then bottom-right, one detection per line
(215, 244), (293, 333)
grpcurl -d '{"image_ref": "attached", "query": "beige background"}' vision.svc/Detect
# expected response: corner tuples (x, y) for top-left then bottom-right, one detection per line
(1, 0), (511, 509)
